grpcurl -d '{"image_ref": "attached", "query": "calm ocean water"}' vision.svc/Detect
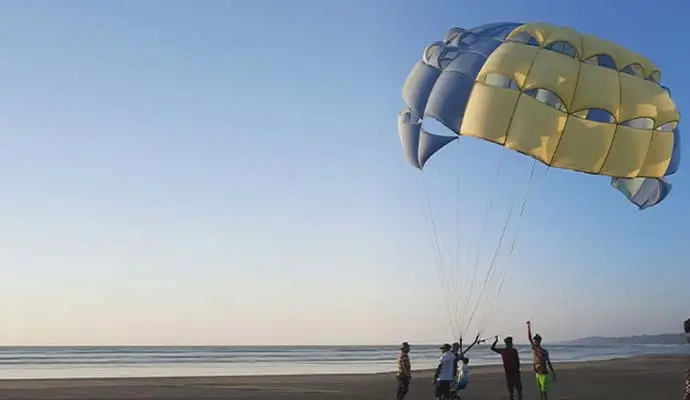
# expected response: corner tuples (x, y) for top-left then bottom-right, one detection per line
(0, 344), (688, 379)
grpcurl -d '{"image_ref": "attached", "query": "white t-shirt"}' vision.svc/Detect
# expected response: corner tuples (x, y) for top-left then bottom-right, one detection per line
(437, 352), (456, 381)
(457, 364), (470, 383)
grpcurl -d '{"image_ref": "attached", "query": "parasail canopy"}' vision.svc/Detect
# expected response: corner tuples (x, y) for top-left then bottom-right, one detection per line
(398, 22), (681, 210)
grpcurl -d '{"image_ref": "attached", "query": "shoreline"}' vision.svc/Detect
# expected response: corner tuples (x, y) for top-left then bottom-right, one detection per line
(0, 354), (685, 382)
(2, 343), (687, 381)
(0, 356), (686, 399)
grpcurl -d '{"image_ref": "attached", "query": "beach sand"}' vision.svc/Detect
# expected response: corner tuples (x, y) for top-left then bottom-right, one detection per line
(0, 355), (685, 399)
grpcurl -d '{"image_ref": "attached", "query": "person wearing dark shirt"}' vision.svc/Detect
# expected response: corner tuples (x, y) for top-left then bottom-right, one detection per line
(491, 335), (523, 400)
(527, 321), (556, 400)
(684, 318), (689, 400)
(396, 342), (412, 400)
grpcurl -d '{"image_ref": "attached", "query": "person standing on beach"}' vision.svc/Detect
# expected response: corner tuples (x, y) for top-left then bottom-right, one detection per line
(527, 321), (556, 400)
(491, 335), (523, 400)
(451, 356), (471, 399)
(396, 342), (411, 400)
(434, 343), (456, 400)
(684, 318), (690, 400)
(448, 335), (482, 398)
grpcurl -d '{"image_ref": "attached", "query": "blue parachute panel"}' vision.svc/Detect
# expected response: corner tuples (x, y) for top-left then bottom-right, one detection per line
(666, 126), (681, 176)
(418, 130), (458, 168)
(611, 177), (672, 210)
(399, 22), (522, 167)
(425, 71), (476, 133)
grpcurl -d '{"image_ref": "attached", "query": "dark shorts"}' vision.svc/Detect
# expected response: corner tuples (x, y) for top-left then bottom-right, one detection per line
(397, 376), (410, 391)
(435, 380), (452, 398)
(506, 371), (523, 393)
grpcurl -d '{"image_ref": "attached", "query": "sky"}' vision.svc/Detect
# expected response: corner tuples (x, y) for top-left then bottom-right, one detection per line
(0, 0), (688, 346)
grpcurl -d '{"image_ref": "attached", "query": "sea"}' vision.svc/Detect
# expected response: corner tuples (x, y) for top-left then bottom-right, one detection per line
(0, 344), (687, 380)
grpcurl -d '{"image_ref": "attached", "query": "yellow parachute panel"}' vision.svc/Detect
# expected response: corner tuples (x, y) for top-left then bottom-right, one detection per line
(457, 22), (678, 178)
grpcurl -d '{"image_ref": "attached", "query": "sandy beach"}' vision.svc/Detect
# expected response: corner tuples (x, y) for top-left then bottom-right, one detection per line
(0, 355), (684, 400)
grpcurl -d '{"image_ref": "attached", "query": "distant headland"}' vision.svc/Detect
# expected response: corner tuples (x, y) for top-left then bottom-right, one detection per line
(564, 334), (687, 345)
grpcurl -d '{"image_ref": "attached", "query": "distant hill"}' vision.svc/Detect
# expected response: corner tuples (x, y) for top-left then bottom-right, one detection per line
(564, 334), (687, 345)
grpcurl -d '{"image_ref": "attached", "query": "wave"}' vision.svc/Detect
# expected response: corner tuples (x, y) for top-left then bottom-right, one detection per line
(0, 344), (686, 379)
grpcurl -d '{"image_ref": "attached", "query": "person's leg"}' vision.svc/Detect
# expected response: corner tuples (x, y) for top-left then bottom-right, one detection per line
(506, 374), (515, 400)
(443, 381), (453, 400)
(397, 376), (409, 400)
(535, 374), (548, 400)
(434, 381), (443, 400)
(454, 380), (467, 399)
(515, 374), (524, 400)
(541, 374), (549, 400)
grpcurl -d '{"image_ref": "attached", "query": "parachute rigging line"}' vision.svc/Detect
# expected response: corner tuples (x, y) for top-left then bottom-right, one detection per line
(461, 146), (506, 337)
(421, 175), (459, 338)
(463, 199), (515, 335)
(477, 161), (547, 334)
(454, 139), (463, 340)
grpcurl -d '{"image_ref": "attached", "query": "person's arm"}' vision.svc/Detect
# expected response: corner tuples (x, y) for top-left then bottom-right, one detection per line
(527, 321), (535, 346)
(463, 334), (481, 354)
(403, 355), (411, 377)
(433, 357), (442, 382)
(547, 356), (556, 380)
(490, 336), (501, 354)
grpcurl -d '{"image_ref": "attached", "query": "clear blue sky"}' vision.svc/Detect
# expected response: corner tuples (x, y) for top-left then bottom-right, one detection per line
(0, 0), (688, 345)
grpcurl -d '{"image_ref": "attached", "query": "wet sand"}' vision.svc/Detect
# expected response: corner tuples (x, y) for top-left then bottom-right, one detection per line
(0, 355), (685, 399)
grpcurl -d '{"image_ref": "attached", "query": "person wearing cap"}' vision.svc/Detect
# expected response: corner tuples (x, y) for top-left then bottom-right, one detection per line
(491, 335), (523, 400)
(527, 321), (556, 400)
(433, 343), (456, 400)
(684, 318), (690, 400)
(396, 342), (412, 400)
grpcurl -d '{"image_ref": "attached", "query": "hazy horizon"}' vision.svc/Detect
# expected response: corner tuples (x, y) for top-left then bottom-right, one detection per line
(1, 0), (688, 347)
(0, 330), (684, 347)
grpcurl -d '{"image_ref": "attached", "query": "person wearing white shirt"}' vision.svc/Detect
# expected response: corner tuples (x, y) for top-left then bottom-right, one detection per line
(434, 343), (456, 400)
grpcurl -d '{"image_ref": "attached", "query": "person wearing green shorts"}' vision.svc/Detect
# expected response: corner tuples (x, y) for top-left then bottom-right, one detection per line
(535, 371), (549, 393)
(527, 321), (556, 400)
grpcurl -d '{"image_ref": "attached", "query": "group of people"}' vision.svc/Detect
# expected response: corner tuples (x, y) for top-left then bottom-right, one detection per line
(396, 321), (556, 400)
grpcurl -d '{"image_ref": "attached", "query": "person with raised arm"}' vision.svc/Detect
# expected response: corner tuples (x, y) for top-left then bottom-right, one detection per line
(527, 321), (556, 400)
(491, 335), (523, 400)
